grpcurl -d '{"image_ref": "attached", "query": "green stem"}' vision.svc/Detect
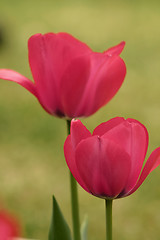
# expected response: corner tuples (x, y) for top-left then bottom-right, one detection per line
(66, 119), (81, 240)
(105, 199), (113, 240)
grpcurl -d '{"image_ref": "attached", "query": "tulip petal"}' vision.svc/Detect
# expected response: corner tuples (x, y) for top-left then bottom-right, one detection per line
(57, 32), (92, 55)
(93, 117), (124, 136)
(101, 137), (131, 198)
(28, 33), (61, 115)
(29, 33), (91, 86)
(104, 41), (125, 56)
(90, 56), (126, 115)
(101, 118), (148, 193)
(28, 33), (92, 117)
(75, 136), (131, 198)
(128, 147), (160, 196)
(70, 119), (91, 149)
(0, 69), (37, 96)
(77, 53), (126, 116)
(124, 119), (149, 192)
(64, 135), (89, 192)
(75, 136), (110, 196)
(60, 55), (91, 117)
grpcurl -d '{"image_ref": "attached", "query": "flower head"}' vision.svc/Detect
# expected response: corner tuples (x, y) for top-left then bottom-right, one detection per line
(0, 33), (126, 118)
(0, 209), (21, 240)
(64, 117), (160, 199)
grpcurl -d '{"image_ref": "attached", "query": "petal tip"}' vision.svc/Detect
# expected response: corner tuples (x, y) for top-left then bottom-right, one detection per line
(71, 119), (84, 132)
(104, 41), (126, 56)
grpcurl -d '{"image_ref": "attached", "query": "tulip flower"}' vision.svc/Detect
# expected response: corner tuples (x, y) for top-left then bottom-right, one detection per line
(64, 117), (160, 199)
(64, 117), (160, 240)
(0, 32), (126, 118)
(0, 209), (21, 240)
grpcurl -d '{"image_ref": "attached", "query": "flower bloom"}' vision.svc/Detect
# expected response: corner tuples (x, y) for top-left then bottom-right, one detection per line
(0, 33), (126, 118)
(64, 117), (160, 199)
(0, 209), (21, 240)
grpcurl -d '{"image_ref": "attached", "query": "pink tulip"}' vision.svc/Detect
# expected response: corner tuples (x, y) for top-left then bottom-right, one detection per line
(0, 33), (126, 118)
(0, 209), (21, 240)
(64, 117), (160, 199)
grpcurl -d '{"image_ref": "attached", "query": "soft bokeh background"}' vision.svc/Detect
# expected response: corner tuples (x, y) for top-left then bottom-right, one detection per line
(0, 0), (160, 239)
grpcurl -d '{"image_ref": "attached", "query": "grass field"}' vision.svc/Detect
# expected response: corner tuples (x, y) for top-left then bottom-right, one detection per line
(0, 0), (160, 239)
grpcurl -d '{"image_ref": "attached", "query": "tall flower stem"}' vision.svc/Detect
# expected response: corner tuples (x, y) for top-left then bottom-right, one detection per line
(66, 119), (81, 240)
(105, 199), (113, 240)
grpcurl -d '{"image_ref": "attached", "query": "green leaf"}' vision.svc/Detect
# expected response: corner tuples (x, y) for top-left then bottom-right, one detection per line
(48, 196), (72, 240)
(81, 216), (88, 240)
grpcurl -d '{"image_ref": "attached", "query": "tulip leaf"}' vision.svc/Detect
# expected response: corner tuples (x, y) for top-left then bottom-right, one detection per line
(48, 196), (72, 240)
(81, 216), (88, 240)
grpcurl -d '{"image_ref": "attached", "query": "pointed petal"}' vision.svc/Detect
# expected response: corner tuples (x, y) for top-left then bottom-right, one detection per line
(0, 69), (37, 96)
(93, 117), (124, 136)
(74, 42), (126, 116)
(104, 41), (125, 56)
(70, 119), (91, 149)
(75, 136), (131, 198)
(64, 135), (89, 192)
(128, 147), (160, 196)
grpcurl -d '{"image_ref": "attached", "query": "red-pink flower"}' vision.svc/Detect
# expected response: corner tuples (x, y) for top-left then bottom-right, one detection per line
(0, 209), (21, 240)
(64, 117), (160, 199)
(0, 33), (126, 118)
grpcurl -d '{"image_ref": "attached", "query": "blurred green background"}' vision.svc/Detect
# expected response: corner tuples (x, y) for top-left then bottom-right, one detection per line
(0, 0), (160, 239)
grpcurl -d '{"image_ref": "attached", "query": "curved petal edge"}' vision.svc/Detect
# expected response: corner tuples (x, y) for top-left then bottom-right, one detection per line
(127, 147), (160, 196)
(0, 69), (37, 97)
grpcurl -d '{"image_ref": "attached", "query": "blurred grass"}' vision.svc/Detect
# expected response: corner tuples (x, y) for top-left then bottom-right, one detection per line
(0, 0), (160, 239)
